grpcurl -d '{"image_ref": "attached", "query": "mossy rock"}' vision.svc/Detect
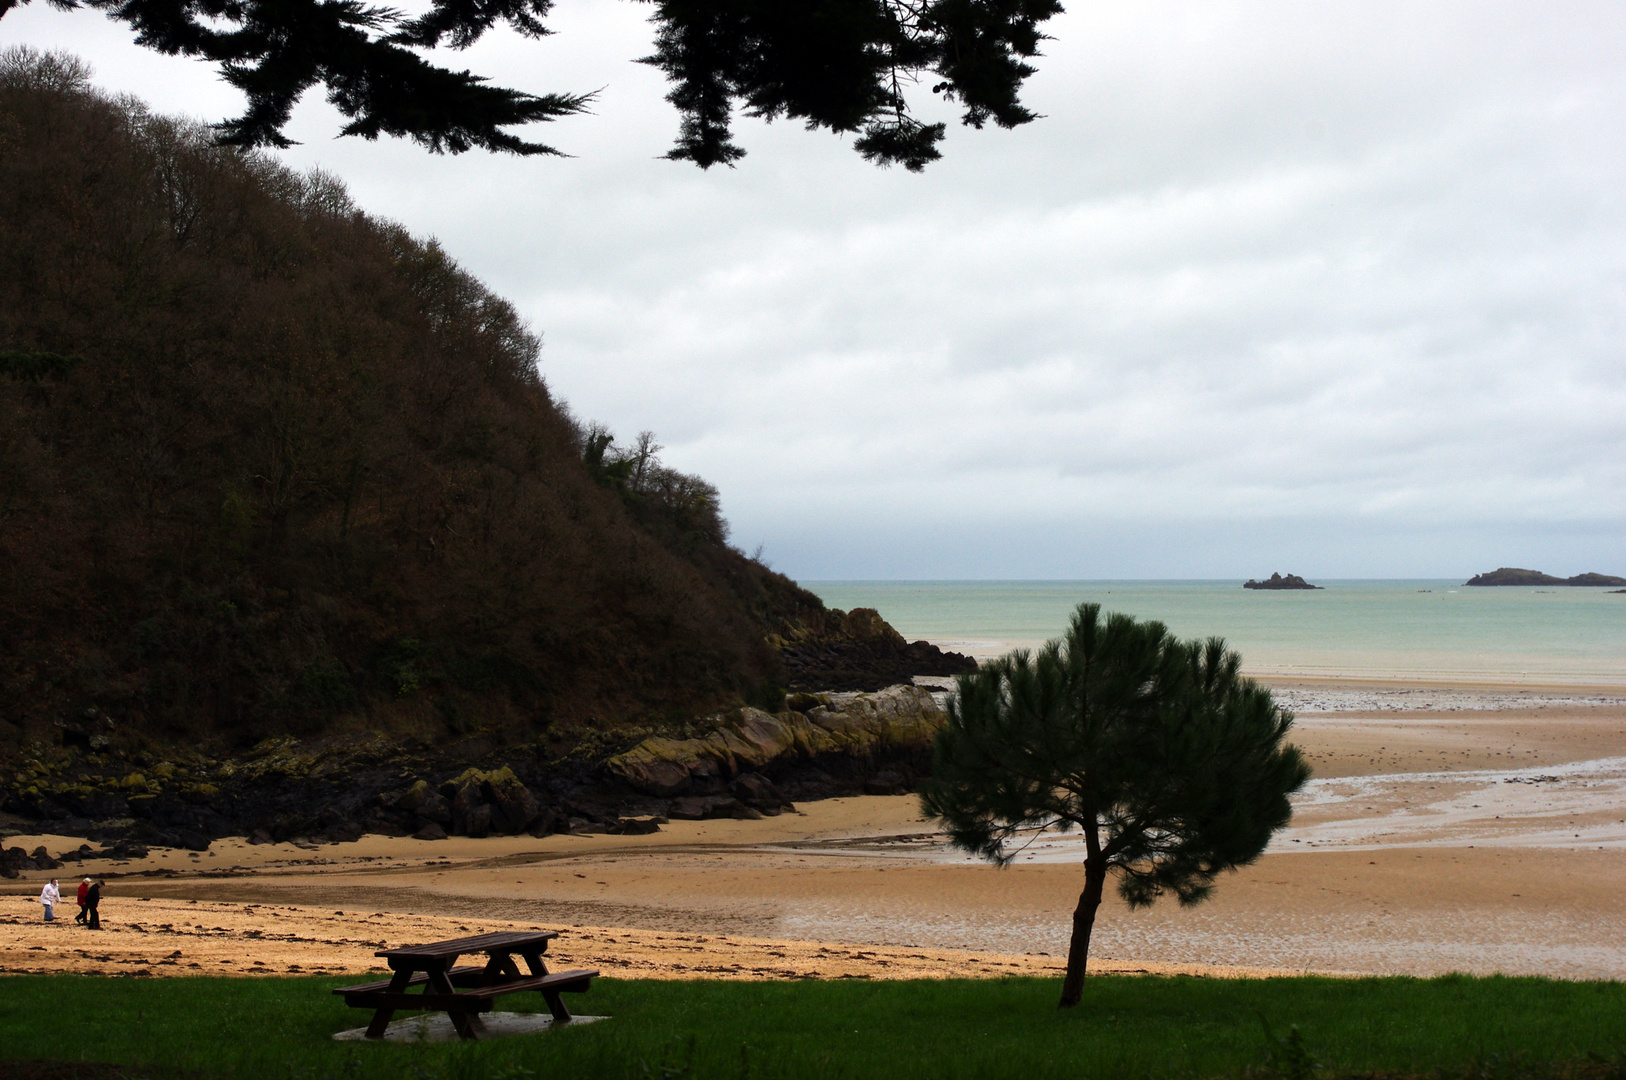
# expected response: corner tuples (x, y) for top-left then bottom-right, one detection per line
(439, 766), (489, 796)
(603, 688), (944, 797)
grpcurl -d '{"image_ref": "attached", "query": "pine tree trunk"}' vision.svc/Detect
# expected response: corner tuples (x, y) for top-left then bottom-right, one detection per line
(1059, 859), (1107, 1007)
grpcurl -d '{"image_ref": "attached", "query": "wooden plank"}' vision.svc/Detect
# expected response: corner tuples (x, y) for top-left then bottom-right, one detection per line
(343, 969), (596, 1007)
(453, 970), (598, 1001)
(377, 931), (556, 959)
(333, 966), (485, 997)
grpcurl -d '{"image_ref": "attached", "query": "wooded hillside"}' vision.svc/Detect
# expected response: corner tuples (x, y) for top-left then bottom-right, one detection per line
(0, 48), (830, 752)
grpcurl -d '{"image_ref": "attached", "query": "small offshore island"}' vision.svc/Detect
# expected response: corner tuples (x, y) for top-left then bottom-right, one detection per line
(1243, 572), (1322, 590)
(1465, 567), (1626, 587)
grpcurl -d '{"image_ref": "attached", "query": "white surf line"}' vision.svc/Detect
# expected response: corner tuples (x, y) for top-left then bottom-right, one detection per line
(1272, 755), (1626, 852)
(1272, 688), (1626, 713)
(928, 757), (1626, 864)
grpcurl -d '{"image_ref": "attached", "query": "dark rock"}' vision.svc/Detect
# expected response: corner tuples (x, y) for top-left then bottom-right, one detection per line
(55, 709), (117, 752)
(63, 791), (128, 819)
(611, 817), (664, 835)
(1243, 572), (1321, 590)
(732, 772), (792, 810)
(35, 797), (70, 820)
(485, 774), (540, 834)
(863, 770), (907, 796)
(667, 795), (753, 820)
(53, 817), (96, 838)
(462, 803), (492, 838)
(777, 607), (977, 692)
(100, 840), (149, 860)
(1466, 567), (1564, 586)
(396, 780), (452, 823)
(177, 830), (212, 852)
(1466, 567), (1626, 587)
(363, 807), (413, 837)
(665, 797), (712, 821)
(418, 791), (451, 824)
(247, 829), (273, 845)
(268, 815), (316, 843)
(525, 807), (563, 837)
(450, 783), (484, 835)
(413, 822), (448, 841)
(324, 821), (364, 844)
(0, 847), (25, 878)
(609, 753), (691, 797)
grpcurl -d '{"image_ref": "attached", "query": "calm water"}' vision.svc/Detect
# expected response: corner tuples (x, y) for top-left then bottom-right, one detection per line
(804, 580), (1626, 683)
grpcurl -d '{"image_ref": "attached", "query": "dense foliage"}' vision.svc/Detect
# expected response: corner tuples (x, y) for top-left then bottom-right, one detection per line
(920, 603), (1311, 1006)
(0, 0), (1063, 169)
(0, 48), (822, 750)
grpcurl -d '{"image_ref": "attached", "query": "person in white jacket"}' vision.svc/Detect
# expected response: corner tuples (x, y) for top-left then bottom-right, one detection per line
(39, 878), (60, 922)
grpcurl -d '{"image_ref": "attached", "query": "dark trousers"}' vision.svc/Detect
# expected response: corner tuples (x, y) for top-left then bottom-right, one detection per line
(87, 905), (100, 930)
(75, 903), (86, 924)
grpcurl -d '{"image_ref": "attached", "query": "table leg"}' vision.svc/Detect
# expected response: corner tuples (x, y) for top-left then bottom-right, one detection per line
(517, 949), (570, 1022)
(444, 1008), (482, 1041)
(541, 988), (573, 1024)
(484, 951), (523, 982)
(365, 968), (413, 1039)
(427, 964), (482, 1042)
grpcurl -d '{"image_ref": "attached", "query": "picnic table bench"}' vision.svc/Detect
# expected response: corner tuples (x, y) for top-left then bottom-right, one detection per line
(334, 930), (598, 1041)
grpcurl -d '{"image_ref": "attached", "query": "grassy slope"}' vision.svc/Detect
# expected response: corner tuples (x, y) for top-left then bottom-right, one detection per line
(0, 975), (1622, 1079)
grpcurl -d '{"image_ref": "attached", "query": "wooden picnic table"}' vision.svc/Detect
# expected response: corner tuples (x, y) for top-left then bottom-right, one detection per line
(333, 930), (598, 1041)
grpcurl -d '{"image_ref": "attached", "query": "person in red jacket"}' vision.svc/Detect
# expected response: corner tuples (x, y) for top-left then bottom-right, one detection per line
(75, 878), (90, 925)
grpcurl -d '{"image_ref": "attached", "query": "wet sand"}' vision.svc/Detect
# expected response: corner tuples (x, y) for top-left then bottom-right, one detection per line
(5, 680), (1624, 981)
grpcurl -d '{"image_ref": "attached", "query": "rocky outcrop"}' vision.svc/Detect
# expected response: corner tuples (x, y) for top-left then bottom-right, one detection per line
(1243, 573), (1322, 590)
(1465, 568), (1626, 587)
(604, 685), (943, 799)
(0, 685), (948, 851)
(773, 607), (976, 691)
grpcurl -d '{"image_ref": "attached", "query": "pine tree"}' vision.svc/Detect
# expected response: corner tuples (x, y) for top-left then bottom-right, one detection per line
(0, 0), (1063, 169)
(919, 602), (1311, 1007)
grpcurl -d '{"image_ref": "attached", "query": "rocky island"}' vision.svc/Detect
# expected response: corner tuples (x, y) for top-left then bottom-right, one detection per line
(1465, 568), (1626, 587)
(1243, 572), (1322, 590)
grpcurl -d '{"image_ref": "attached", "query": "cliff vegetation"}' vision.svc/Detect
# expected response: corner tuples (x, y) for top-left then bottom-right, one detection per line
(0, 49), (951, 765)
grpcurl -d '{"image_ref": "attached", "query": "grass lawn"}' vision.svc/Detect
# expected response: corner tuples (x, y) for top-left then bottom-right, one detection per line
(0, 973), (1622, 1079)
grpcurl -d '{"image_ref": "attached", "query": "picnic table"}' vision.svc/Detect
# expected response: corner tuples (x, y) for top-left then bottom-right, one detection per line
(333, 930), (598, 1041)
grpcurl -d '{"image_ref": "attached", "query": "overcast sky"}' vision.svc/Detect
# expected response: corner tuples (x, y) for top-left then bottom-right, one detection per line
(7, 2), (1624, 579)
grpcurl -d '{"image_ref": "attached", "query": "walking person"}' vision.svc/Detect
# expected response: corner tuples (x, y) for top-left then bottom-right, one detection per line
(86, 878), (103, 930)
(38, 878), (60, 922)
(75, 877), (90, 924)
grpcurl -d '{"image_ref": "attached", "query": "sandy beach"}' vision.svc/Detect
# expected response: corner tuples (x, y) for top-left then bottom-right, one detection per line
(5, 677), (1624, 982)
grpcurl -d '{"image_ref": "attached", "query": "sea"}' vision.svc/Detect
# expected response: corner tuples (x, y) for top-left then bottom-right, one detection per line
(803, 580), (1626, 685)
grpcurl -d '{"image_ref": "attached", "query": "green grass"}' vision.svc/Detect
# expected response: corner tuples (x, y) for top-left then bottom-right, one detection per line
(1, 974), (1622, 1079)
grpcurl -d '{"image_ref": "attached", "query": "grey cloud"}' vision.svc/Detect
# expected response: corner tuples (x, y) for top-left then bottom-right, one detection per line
(5, 1), (1623, 577)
